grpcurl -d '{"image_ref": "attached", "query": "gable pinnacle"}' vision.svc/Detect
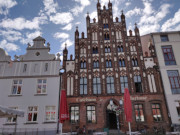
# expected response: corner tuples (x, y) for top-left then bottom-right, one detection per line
(135, 23), (137, 27)
(121, 10), (124, 14)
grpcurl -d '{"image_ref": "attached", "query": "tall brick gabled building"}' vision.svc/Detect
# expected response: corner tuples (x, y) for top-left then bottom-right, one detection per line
(62, 0), (170, 133)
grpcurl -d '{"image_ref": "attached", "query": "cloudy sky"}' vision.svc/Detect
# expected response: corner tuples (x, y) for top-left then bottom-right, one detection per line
(0, 0), (180, 59)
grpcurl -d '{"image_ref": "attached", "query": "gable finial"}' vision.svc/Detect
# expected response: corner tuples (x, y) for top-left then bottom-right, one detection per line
(121, 10), (124, 14)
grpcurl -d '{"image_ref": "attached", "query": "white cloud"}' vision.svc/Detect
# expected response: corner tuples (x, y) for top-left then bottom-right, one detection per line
(60, 39), (73, 50)
(0, 40), (19, 52)
(113, 0), (125, 19)
(143, 1), (154, 15)
(71, 0), (91, 16)
(139, 24), (160, 35)
(138, 1), (171, 35)
(43, 0), (58, 15)
(0, 0), (17, 15)
(71, 6), (84, 16)
(75, 22), (81, 25)
(126, 7), (142, 18)
(100, 0), (110, 7)
(62, 23), (72, 31)
(125, 2), (131, 7)
(89, 11), (97, 21)
(0, 16), (48, 30)
(161, 9), (180, 31)
(50, 12), (73, 25)
(75, 0), (90, 6)
(20, 31), (42, 44)
(0, 30), (22, 42)
(54, 32), (69, 39)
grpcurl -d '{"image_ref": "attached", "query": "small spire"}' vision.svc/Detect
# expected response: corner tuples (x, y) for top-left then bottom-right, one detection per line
(121, 10), (124, 14)
(65, 43), (67, 49)
(109, 0), (110, 3)
(135, 23), (137, 27)
(76, 26), (78, 30)
(87, 11), (89, 16)
(98, 0), (99, 3)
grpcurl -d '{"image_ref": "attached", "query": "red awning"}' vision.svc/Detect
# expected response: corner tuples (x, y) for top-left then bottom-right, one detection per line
(59, 90), (69, 123)
(124, 88), (132, 122)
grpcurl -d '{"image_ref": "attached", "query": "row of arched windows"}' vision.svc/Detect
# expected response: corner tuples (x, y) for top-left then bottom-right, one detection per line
(79, 75), (143, 95)
(92, 46), (124, 54)
(80, 58), (138, 69)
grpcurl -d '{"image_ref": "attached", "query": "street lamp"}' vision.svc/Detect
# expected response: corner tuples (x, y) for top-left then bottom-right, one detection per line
(57, 68), (65, 134)
(109, 99), (123, 135)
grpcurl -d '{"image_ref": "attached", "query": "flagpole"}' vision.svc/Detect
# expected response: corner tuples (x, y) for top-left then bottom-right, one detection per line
(128, 122), (132, 135)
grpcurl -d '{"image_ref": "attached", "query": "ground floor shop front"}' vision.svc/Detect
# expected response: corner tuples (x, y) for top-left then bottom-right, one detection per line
(62, 94), (170, 133)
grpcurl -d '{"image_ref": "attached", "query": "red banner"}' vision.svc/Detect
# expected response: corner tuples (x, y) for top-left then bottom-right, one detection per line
(124, 88), (132, 122)
(59, 90), (69, 123)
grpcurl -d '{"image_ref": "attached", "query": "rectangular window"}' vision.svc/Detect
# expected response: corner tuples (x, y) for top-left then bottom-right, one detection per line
(120, 76), (128, 93)
(132, 58), (138, 67)
(106, 76), (115, 94)
(106, 60), (112, 68)
(11, 80), (22, 95)
(45, 106), (56, 122)
(118, 46), (123, 52)
(93, 61), (99, 68)
(176, 102), (180, 117)
(70, 106), (79, 123)
(80, 61), (86, 69)
(23, 64), (27, 72)
(119, 59), (125, 67)
(162, 46), (176, 65)
(93, 47), (98, 54)
(134, 76), (142, 93)
(160, 35), (169, 42)
(105, 47), (111, 53)
(6, 107), (18, 123)
(87, 106), (96, 123)
(45, 63), (48, 72)
(37, 79), (47, 94)
(134, 104), (145, 122)
(93, 77), (101, 94)
(27, 106), (38, 122)
(152, 104), (162, 122)
(167, 70), (180, 94)
(80, 77), (87, 95)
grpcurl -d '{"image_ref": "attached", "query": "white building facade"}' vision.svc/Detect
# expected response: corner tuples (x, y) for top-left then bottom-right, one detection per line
(141, 31), (180, 131)
(0, 36), (61, 134)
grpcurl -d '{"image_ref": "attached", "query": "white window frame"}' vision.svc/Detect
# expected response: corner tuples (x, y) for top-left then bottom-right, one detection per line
(11, 79), (22, 95)
(27, 106), (38, 122)
(37, 79), (47, 94)
(45, 106), (56, 122)
(6, 107), (18, 123)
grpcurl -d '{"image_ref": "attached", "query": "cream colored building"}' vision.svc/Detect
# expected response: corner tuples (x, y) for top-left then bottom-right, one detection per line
(141, 31), (180, 131)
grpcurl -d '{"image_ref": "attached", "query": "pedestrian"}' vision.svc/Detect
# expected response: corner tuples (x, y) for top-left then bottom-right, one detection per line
(83, 125), (86, 135)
